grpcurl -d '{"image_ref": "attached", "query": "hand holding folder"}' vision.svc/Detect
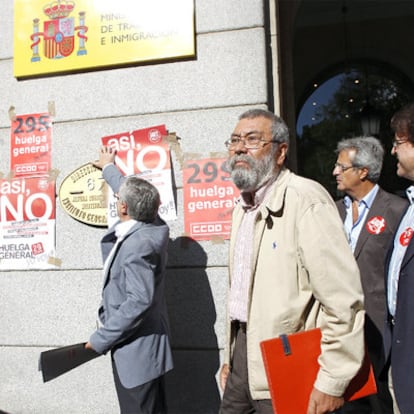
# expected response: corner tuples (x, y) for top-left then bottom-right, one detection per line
(39, 342), (101, 382)
(260, 328), (377, 414)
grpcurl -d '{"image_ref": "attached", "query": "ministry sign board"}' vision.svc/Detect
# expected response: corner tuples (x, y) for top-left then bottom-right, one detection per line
(14, 0), (195, 78)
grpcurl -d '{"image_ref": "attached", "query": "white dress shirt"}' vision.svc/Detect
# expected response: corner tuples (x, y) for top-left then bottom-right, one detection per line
(387, 186), (414, 316)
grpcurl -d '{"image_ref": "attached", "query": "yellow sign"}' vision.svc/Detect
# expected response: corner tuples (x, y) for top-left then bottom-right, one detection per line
(14, 0), (195, 78)
(59, 163), (108, 227)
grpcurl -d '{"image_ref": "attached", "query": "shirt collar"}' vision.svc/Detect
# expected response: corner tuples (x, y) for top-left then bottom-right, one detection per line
(115, 219), (137, 239)
(344, 184), (379, 209)
(240, 177), (277, 210)
(406, 185), (414, 204)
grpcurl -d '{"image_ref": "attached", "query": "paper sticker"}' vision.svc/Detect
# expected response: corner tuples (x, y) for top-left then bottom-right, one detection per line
(366, 216), (386, 235)
(399, 227), (414, 247)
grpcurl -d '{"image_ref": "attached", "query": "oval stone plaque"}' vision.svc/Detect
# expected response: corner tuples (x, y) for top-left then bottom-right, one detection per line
(59, 163), (108, 227)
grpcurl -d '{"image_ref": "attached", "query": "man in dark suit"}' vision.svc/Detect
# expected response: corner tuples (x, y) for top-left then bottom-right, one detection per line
(333, 136), (408, 414)
(384, 103), (414, 414)
(85, 146), (173, 413)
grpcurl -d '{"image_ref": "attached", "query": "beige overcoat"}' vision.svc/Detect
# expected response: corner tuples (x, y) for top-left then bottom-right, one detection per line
(225, 168), (365, 400)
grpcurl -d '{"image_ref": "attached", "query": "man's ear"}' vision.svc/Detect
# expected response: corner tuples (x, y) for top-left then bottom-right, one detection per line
(275, 143), (288, 167)
(119, 201), (128, 216)
(360, 167), (369, 181)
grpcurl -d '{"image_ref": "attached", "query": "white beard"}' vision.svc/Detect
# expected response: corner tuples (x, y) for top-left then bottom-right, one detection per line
(228, 152), (275, 191)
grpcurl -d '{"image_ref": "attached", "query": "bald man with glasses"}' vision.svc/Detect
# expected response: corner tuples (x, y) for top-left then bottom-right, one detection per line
(219, 109), (366, 414)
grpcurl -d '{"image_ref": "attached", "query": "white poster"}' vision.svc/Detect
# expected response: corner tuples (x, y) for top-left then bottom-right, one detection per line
(101, 125), (177, 227)
(0, 176), (57, 269)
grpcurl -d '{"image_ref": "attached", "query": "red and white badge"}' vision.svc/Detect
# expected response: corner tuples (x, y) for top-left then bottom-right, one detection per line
(366, 216), (386, 235)
(399, 227), (414, 247)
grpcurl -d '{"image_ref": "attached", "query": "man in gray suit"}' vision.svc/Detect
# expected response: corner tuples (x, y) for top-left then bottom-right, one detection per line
(86, 146), (173, 413)
(333, 136), (408, 414)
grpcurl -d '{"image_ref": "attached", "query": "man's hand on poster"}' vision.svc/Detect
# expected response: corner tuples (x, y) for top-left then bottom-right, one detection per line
(92, 145), (116, 170)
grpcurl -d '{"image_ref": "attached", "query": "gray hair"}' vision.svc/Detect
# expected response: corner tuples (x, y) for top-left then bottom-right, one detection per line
(336, 136), (384, 183)
(239, 108), (290, 153)
(118, 176), (160, 223)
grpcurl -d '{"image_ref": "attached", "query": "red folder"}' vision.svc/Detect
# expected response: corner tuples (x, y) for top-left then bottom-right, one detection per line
(260, 328), (377, 414)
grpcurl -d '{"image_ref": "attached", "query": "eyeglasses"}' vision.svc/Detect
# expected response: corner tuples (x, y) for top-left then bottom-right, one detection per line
(114, 194), (120, 201)
(334, 162), (354, 172)
(225, 133), (280, 150)
(392, 139), (408, 148)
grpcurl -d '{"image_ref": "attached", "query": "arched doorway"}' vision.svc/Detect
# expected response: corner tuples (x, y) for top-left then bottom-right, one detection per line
(278, 0), (414, 193)
(296, 61), (414, 198)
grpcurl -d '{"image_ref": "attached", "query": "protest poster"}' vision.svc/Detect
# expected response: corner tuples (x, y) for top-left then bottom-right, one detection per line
(101, 125), (177, 226)
(10, 112), (52, 177)
(0, 176), (57, 270)
(183, 158), (239, 241)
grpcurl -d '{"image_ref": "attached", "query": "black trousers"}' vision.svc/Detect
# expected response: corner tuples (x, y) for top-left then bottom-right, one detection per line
(220, 324), (274, 414)
(338, 321), (393, 414)
(112, 358), (167, 414)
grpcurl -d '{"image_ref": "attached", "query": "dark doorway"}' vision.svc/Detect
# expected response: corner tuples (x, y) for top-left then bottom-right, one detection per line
(290, 0), (414, 197)
(296, 62), (414, 198)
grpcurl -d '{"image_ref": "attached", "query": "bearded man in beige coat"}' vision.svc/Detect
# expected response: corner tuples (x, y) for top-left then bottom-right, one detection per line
(219, 109), (365, 414)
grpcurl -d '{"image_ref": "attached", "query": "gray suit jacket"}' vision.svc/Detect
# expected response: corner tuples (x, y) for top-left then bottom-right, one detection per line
(336, 188), (408, 336)
(89, 165), (173, 388)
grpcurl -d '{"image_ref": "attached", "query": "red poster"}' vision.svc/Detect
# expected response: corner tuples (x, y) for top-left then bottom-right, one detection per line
(0, 176), (57, 269)
(101, 125), (176, 226)
(10, 112), (52, 177)
(183, 158), (239, 241)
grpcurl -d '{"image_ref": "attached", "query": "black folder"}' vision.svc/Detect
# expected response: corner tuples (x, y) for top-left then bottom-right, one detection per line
(39, 342), (101, 382)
